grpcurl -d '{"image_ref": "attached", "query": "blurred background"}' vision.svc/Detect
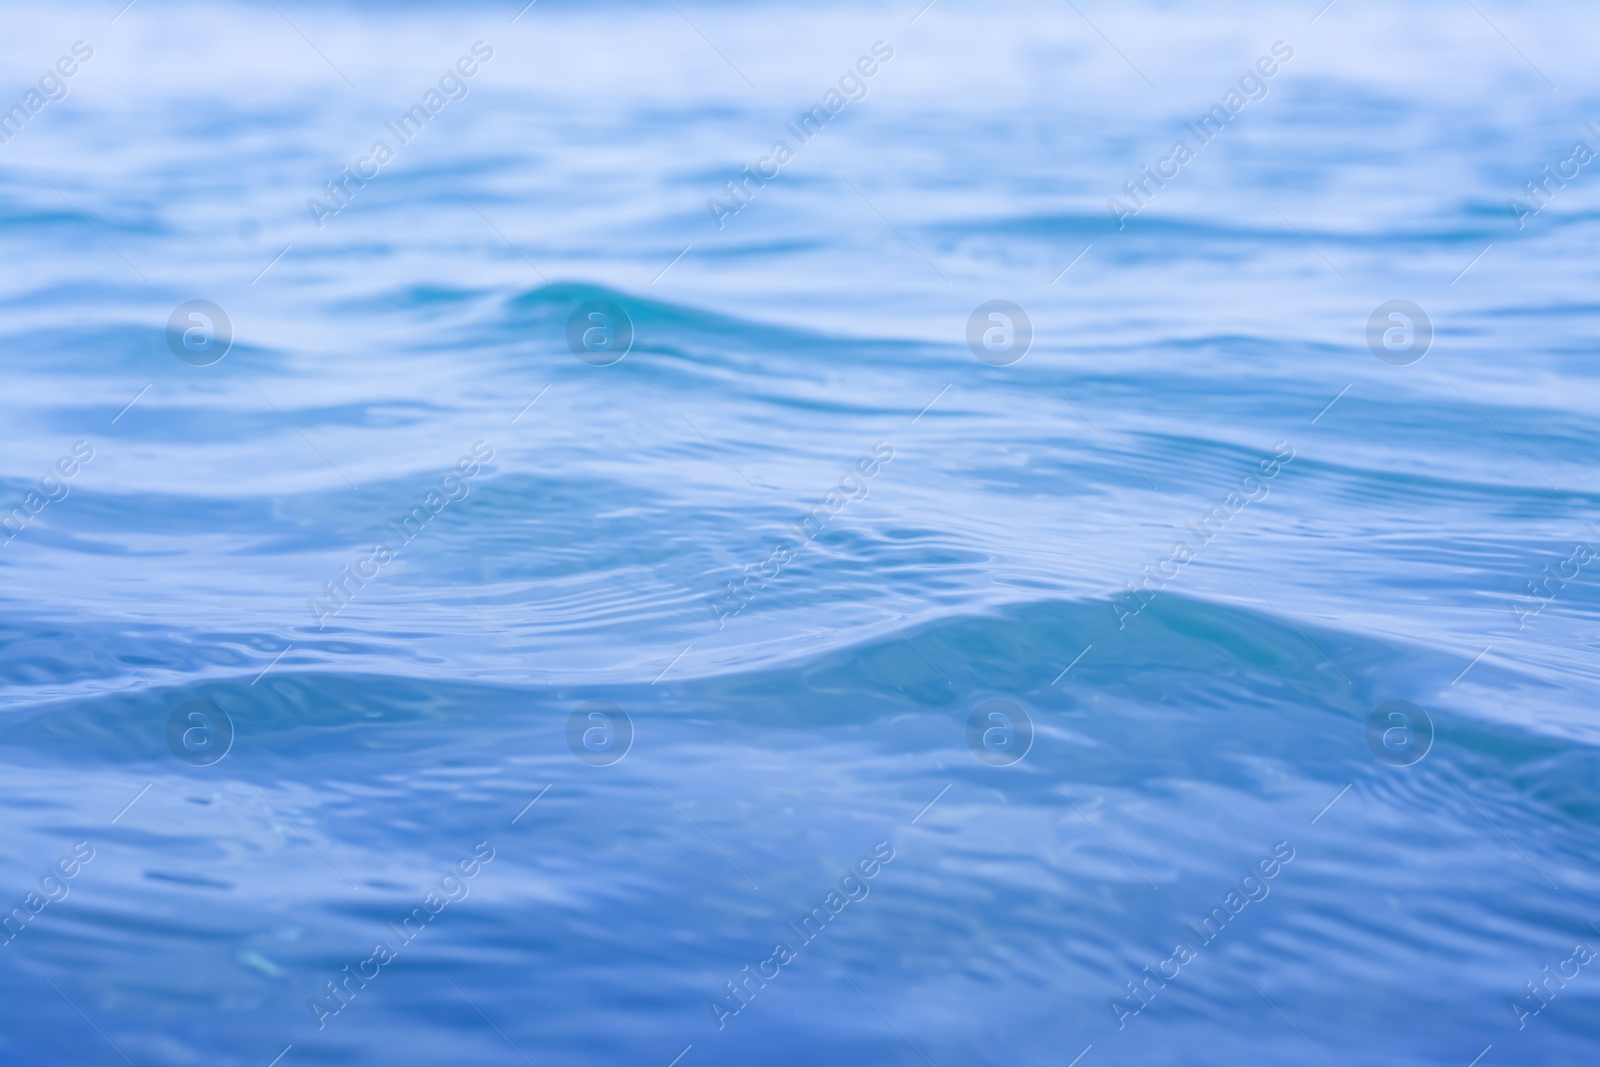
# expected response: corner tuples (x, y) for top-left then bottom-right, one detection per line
(1, 1), (1598, 1063)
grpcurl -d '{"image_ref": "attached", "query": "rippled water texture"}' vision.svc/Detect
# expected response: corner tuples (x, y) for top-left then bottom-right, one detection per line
(3, 1), (1600, 1064)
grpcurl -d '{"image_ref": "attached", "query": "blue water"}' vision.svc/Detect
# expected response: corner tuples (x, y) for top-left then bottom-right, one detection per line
(4, 1), (1600, 1063)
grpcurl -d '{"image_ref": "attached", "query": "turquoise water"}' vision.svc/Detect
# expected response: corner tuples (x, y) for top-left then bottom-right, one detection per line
(3, 1), (1600, 1063)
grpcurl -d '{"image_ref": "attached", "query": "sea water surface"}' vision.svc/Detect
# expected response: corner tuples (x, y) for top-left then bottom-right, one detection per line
(3, 1), (1600, 1064)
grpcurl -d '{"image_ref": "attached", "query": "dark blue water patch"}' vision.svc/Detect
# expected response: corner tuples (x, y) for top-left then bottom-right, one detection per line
(0, 597), (1593, 1065)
